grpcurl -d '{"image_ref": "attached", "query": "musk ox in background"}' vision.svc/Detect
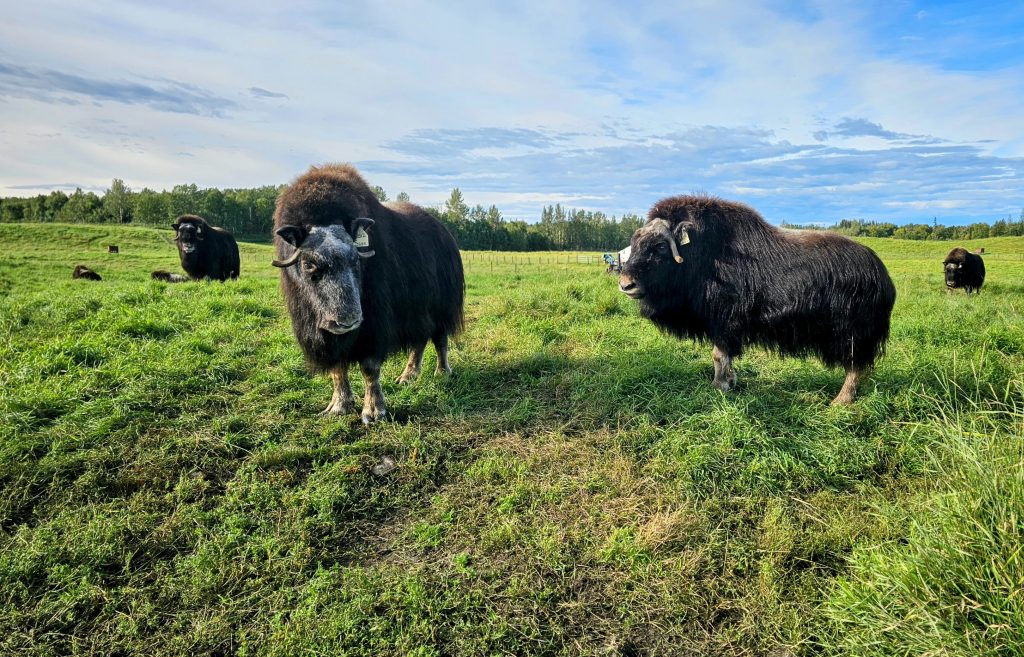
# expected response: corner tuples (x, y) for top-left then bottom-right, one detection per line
(618, 195), (896, 405)
(943, 247), (985, 293)
(72, 265), (102, 281)
(171, 214), (240, 281)
(273, 164), (465, 424)
(151, 270), (189, 283)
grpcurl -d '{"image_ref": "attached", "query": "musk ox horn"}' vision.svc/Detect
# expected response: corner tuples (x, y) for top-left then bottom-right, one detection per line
(272, 249), (302, 268)
(651, 218), (684, 264)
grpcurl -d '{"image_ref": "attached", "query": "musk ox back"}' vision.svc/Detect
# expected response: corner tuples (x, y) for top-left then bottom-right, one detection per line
(72, 265), (102, 281)
(171, 215), (240, 281)
(943, 247), (985, 293)
(273, 163), (464, 424)
(618, 195), (896, 404)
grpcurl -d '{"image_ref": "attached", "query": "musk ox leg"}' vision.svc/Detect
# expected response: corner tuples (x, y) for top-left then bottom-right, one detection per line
(359, 359), (388, 425)
(397, 343), (426, 385)
(832, 366), (865, 405)
(433, 334), (452, 375)
(323, 365), (355, 415)
(712, 345), (737, 392)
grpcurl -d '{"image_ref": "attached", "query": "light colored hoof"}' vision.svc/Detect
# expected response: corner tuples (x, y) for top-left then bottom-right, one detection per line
(361, 408), (389, 425)
(713, 379), (733, 393)
(831, 393), (855, 406)
(321, 400), (355, 415)
(396, 371), (418, 385)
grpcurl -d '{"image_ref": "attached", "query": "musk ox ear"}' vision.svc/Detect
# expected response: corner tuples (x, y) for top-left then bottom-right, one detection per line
(275, 225), (306, 248)
(351, 217), (375, 258)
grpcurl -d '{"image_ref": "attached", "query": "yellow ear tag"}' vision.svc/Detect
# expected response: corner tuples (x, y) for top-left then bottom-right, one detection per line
(354, 226), (370, 248)
(679, 229), (690, 245)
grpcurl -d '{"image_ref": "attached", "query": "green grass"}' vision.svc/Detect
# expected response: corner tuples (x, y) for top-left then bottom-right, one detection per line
(1, 223), (1022, 656)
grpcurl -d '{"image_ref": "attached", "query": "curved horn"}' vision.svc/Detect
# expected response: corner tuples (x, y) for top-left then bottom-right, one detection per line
(272, 249), (301, 268)
(651, 219), (684, 264)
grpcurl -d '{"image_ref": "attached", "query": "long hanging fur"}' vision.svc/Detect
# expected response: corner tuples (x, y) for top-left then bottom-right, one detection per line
(627, 195), (896, 370)
(275, 164), (465, 372)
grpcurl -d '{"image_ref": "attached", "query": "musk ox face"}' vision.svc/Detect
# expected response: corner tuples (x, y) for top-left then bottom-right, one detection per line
(618, 218), (690, 299)
(274, 220), (375, 335)
(173, 220), (204, 254)
(943, 260), (964, 288)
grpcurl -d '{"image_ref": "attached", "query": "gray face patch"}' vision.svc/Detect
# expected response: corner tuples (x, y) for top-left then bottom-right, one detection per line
(287, 225), (365, 334)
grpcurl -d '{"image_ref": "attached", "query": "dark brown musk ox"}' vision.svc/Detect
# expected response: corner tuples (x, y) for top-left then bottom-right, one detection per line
(943, 247), (985, 293)
(72, 264), (102, 281)
(272, 164), (465, 424)
(617, 195), (897, 404)
(171, 214), (240, 281)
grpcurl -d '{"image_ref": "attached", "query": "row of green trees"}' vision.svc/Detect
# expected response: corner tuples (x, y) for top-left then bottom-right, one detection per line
(2, 179), (1022, 248)
(784, 216), (1024, 240)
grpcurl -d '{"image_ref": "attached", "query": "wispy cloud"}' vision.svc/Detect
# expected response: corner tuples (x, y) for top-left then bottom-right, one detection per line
(0, 62), (236, 116)
(249, 86), (288, 99)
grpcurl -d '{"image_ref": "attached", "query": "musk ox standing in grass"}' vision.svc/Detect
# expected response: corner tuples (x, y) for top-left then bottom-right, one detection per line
(943, 247), (985, 293)
(172, 214), (240, 281)
(273, 164), (465, 424)
(618, 195), (896, 405)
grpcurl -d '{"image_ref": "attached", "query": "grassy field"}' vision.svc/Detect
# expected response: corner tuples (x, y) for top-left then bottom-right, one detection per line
(1, 223), (1022, 656)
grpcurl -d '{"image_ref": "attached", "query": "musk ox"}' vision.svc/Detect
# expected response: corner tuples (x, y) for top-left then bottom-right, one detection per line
(273, 164), (465, 424)
(72, 265), (102, 281)
(618, 195), (896, 405)
(151, 270), (189, 283)
(943, 247), (985, 293)
(107, 245), (119, 254)
(171, 214), (240, 281)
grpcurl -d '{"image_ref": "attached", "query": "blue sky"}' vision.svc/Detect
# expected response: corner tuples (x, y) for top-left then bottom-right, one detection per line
(2, 1), (1023, 225)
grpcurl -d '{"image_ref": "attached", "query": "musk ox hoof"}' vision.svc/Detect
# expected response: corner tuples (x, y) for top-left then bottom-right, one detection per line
(713, 377), (735, 393)
(361, 408), (389, 425)
(322, 399), (356, 415)
(396, 371), (419, 385)
(831, 392), (856, 406)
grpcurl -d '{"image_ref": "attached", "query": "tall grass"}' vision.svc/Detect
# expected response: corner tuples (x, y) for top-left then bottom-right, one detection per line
(1, 223), (1022, 656)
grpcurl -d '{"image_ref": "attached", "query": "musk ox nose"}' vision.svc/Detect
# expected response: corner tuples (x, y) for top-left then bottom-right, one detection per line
(320, 318), (361, 334)
(618, 276), (643, 298)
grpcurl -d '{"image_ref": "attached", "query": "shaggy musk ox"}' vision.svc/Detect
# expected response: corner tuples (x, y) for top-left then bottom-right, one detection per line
(171, 215), (240, 281)
(943, 247), (985, 293)
(151, 270), (189, 283)
(72, 265), (102, 281)
(618, 195), (896, 404)
(273, 164), (465, 424)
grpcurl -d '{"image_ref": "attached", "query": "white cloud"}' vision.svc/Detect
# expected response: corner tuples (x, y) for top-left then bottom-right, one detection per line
(1, 0), (1023, 224)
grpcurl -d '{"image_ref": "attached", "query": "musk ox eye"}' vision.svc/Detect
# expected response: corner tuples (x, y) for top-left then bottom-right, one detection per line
(301, 260), (318, 274)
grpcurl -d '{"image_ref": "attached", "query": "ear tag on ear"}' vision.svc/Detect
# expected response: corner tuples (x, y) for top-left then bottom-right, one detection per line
(354, 226), (370, 248)
(678, 229), (690, 245)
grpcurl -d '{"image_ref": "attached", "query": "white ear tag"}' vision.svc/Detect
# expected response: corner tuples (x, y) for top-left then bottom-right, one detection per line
(354, 226), (370, 248)
(678, 229), (690, 245)
(618, 245), (632, 263)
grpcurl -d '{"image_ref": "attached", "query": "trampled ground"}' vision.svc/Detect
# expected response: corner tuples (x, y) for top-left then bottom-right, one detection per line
(1, 223), (1022, 656)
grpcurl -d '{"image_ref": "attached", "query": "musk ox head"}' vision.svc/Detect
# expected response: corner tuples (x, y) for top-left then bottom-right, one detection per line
(943, 247), (972, 289)
(273, 219), (375, 335)
(618, 217), (691, 299)
(172, 215), (208, 255)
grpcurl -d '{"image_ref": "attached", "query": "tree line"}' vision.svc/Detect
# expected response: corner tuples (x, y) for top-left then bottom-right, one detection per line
(2, 179), (1022, 249)
(783, 216), (1024, 240)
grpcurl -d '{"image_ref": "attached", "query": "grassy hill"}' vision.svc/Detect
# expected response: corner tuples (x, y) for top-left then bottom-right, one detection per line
(1, 223), (1022, 656)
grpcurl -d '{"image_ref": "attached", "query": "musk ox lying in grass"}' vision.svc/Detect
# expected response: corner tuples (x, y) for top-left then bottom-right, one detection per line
(943, 247), (985, 294)
(273, 164), (465, 424)
(72, 265), (102, 281)
(618, 195), (896, 405)
(151, 270), (189, 283)
(172, 214), (240, 281)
